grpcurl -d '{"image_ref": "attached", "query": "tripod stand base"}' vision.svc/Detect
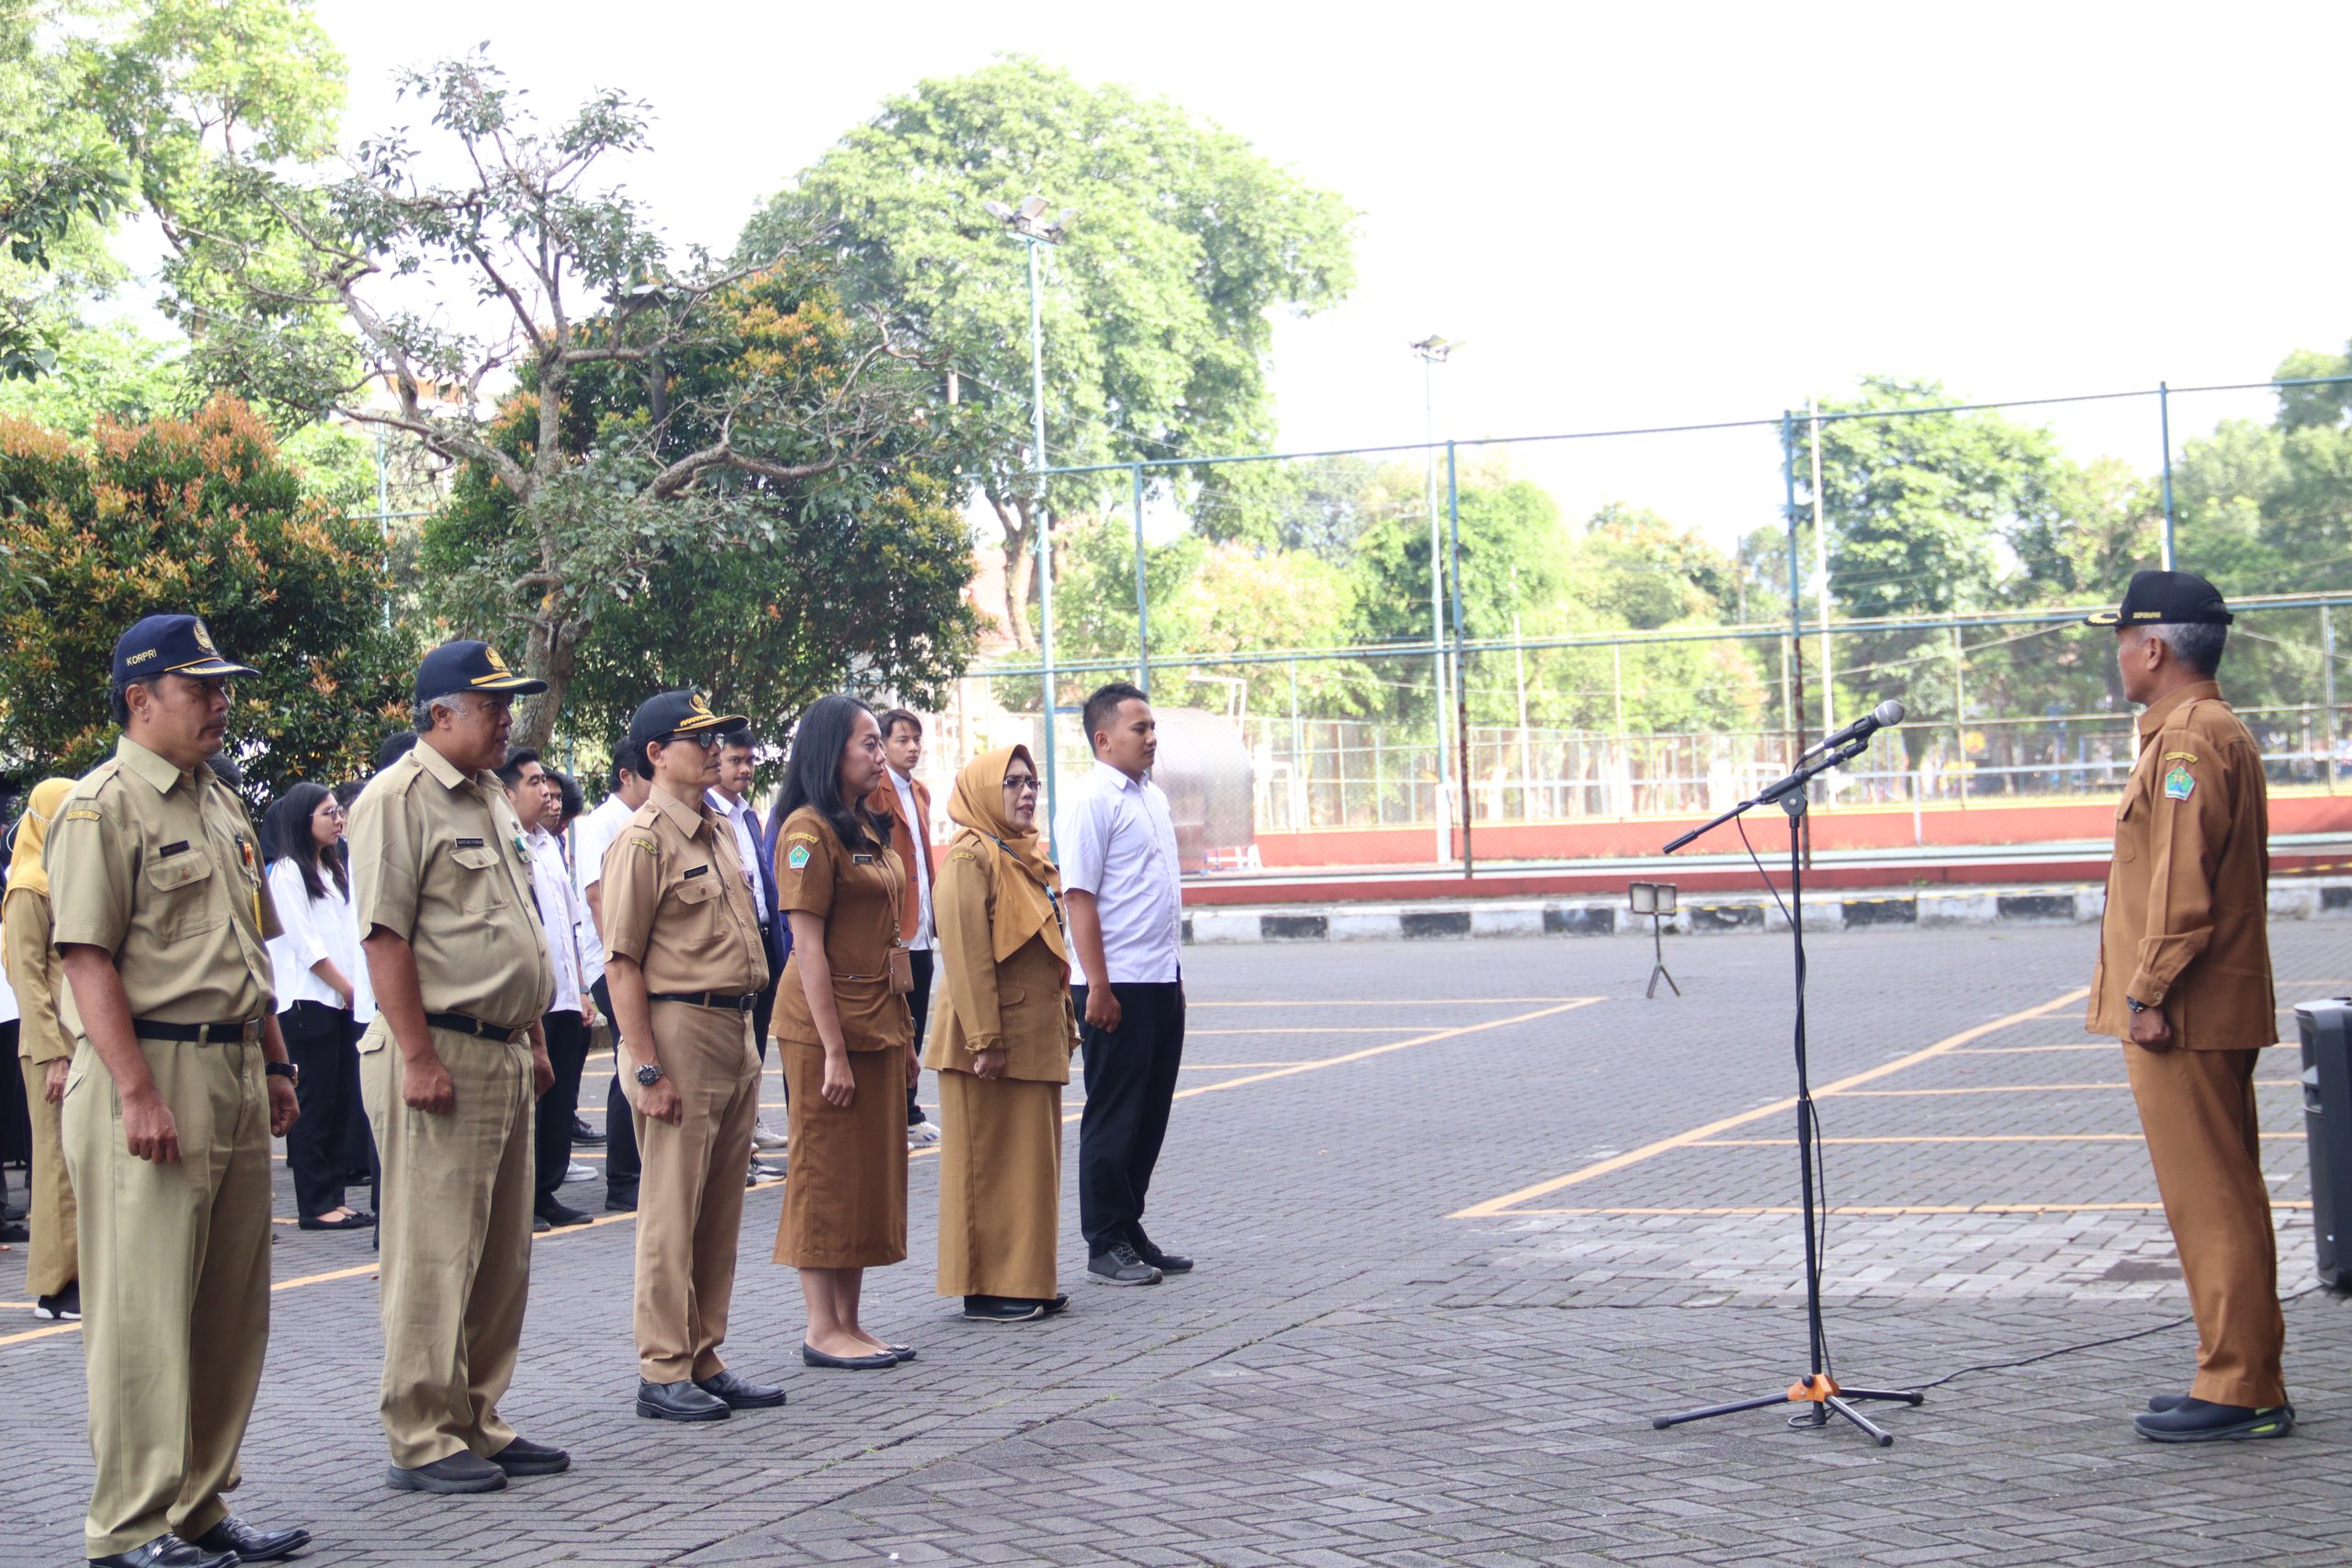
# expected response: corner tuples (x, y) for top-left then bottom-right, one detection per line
(1652, 1374), (1925, 1448)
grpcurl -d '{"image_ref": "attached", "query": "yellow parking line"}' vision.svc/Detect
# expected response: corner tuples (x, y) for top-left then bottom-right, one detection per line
(1690, 1133), (2300, 1145)
(1951, 1041), (2293, 1055)
(1831, 1080), (2296, 1098)
(1190, 1027), (1425, 1036)
(1450, 986), (2091, 1220)
(1193, 998), (1587, 1009)
(1501, 1201), (2314, 1218)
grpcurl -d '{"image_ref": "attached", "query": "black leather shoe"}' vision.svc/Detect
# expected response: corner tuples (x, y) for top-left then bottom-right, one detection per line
(638, 1377), (730, 1421)
(571, 1114), (605, 1145)
(695, 1370), (786, 1408)
(604, 1190), (638, 1213)
(801, 1341), (899, 1370)
(191, 1514), (312, 1562)
(89, 1535), (234, 1568)
(1132, 1234), (1193, 1273)
(2133, 1397), (2294, 1442)
(386, 1450), (507, 1492)
(535, 1198), (594, 1228)
(488, 1434), (571, 1475)
(297, 1209), (374, 1231)
(964, 1295), (1046, 1322)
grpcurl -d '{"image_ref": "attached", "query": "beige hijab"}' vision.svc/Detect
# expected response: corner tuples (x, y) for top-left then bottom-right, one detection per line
(6, 776), (74, 903)
(944, 746), (1066, 966)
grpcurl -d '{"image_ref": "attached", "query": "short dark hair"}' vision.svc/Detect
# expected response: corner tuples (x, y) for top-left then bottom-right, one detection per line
(610, 749), (634, 786)
(332, 778), (367, 810)
(495, 747), (542, 792)
(876, 708), (922, 741)
(1081, 682), (1149, 752)
(721, 728), (757, 753)
(376, 728), (420, 773)
(550, 770), (585, 825)
(108, 679), (148, 727)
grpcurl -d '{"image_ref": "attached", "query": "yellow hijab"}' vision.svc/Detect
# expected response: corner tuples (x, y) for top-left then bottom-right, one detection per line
(6, 777), (74, 903)
(944, 746), (1066, 966)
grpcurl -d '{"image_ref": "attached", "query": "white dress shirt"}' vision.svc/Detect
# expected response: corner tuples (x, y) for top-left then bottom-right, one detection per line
(888, 767), (933, 949)
(265, 857), (364, 1012)
(706, 786), (770, 920)
(572, 791), (635, 990)
(1053, 763), (1183, 987)
(527, 825), (591, 1016)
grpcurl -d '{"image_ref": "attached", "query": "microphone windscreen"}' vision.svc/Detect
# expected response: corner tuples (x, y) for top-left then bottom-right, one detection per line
(1874, 698), (1905, 726)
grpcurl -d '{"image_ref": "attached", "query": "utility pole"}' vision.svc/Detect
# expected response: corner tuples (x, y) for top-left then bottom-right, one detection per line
(1411, 335), (1460, 864)
(1809, 397), (1832, 736)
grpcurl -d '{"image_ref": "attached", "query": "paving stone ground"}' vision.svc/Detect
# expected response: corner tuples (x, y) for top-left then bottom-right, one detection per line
(4, 923), (2349, 1567)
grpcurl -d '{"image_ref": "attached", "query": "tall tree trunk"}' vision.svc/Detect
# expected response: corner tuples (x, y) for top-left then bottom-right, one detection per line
(991, 493), (1037, 650)
(512, 615), (583, 751)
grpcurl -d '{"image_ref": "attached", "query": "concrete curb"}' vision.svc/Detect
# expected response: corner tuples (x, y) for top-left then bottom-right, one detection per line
(1179, 877), (2352, 945)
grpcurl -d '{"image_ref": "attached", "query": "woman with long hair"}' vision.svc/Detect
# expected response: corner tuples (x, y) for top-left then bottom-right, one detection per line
(927, 746), (1080, 1321)
(767, 694), (917, 1368)
(262, 781), (372, 1231)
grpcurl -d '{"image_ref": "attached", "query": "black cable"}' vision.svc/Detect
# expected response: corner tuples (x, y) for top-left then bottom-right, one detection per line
(1901, 1282), (2332, 1395)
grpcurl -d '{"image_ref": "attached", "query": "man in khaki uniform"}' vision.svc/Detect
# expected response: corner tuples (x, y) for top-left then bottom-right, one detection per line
(2084, 570), (2290, 1443)
(600, 690), (783, 1421)
(350, 640), (562, 1494)
(49, 614), (307, 1568)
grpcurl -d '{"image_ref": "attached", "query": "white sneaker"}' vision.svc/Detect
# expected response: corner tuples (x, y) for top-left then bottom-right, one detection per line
(752, 1118), (788, 1151)
(562, 1161), (595, 1185)
(907, 1119), (941, 1146)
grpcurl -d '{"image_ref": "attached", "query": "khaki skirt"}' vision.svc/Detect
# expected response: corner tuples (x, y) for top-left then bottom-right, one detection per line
(773, 1043), (908, 1269)
(935, 1071), (1063, 1301)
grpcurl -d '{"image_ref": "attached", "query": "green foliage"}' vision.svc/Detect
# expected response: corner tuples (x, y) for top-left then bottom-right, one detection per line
(0, 318), (192, 435)
(0, 395), (412, 807)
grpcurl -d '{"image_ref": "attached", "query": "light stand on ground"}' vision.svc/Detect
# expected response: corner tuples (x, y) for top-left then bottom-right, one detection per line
(1629, 881), (1679, 998)
(1648, 735), (1924, 1447)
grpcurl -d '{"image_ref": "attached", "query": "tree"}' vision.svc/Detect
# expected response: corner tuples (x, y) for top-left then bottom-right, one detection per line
(424, 261), (981, 755)
(741, 57), (1355, 648)
(164, 52), (954, 747)
(0, 395), (412, 805)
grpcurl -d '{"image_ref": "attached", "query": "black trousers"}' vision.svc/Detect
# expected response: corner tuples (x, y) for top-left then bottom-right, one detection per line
(907, 947), (933, 1125)
(280, 1000), (361, 1220)
(0, 1019), (22, 1219)
(1074, 980), (1186, 1257)
(595, 976), (640, 1201)
(535, 1008), (588, 1206)
(752, 923), (779, 1066)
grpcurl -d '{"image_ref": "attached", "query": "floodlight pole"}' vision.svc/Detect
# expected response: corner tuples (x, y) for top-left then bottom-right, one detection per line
(1415, 337), (1454, 866)
(1026, 233), (1057, 829)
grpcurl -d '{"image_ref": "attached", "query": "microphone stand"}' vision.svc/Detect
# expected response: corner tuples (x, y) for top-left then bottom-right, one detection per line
(1651, 735), (1924, 1446)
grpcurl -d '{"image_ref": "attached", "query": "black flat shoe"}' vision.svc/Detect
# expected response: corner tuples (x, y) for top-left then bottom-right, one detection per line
(637, 1377), (730, 1421)
(1133, 1235), (1192, 1273)
(487, 1435), (570, 1475)
(964, 1295), (1046, 1323)
(801, 1342), (899, 1370)
(535, 1199), (594, 1228)
(695, 1370), (786, 1408)
(297, 1210), (373, 1232)
(190, 1515), (311, 1562)
(2133, 1397), (2294, 1442)
(90, 1533), (236, 1568)
(386, 1450), (507, 1493)
(2146, 1391), (2191, 1414)
(604, 1190), (638, 1213)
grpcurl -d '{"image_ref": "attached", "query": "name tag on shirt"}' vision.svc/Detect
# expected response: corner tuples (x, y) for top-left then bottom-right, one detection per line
(853, 853), (876, 864)
(456, 837), (484, 849)
(158, 840), (189, 858)
(684, 865), (709, 878)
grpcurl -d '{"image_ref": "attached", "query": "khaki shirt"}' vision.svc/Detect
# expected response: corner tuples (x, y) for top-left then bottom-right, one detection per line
(599, 787), (770, 996)
(922, 838), (1077, 1083)
(2087, 680), (2276, 1050)
(2, 888), (71, 1065)
(769, 805), (911, 1051)
(349, 738), (551, 1030)
(43, 736), (279, 1034)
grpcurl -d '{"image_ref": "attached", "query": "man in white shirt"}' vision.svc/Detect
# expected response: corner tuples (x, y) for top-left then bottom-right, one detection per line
(1057, 682), (1193, 1288)
(709, 729), (787, 1177)
(868, 709), (940, 1145)
(500, 749), (597, 1230)
(578, 756), (651, 1211)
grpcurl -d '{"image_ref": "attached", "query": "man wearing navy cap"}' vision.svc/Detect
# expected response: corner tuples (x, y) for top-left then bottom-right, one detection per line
(2084, 570), (2290, 1442)
(348, 640), (566, 1494)
(598, 691), (782, 1421)
(48, 614), (310, 1567)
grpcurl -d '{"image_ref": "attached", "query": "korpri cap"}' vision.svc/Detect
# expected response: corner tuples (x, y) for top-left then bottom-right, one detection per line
(112, 614), (257, 682)
(2084, 570), (2234, 627)
(414, 640), (548, 701)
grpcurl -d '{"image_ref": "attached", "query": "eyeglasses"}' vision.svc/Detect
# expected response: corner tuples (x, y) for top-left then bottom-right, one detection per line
(1002, 774), (1040, 794)
(662, 731), (723, 750)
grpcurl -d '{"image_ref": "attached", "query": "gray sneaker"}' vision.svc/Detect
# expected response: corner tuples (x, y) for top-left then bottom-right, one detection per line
(1087, 1240), (1163, 1286)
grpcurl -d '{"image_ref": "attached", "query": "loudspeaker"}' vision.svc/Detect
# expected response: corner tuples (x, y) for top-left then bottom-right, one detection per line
(2294, 999), (2352, 1291)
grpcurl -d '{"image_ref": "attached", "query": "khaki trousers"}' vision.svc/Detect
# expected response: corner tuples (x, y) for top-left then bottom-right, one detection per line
(2124, 1043), (2288, 1407)
(629, 1001), (761, 1382)
(361, 1020), (537, 1468)
(936, 1071), (1062, 1301)
(62, 1035), (271, 1556)
(19, 1048), (79, 1296)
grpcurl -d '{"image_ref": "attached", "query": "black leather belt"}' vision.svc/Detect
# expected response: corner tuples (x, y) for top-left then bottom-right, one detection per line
(424, 1011), (528, 1043)
(132, 1018), (261, 1044)
(648, 991), (759, 1012)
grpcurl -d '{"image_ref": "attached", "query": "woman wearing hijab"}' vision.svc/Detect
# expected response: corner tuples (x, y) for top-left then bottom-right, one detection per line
(3, 779), (82, 1318)
(927, 746), (1080, 1322)
(767, 694), (918, 1369)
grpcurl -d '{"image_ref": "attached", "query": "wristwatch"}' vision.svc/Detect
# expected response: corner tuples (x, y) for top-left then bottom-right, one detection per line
(2126, 996), (2152, 1015)
(635, 1062), (664, 1087)
(266, 1061), (300, 1085)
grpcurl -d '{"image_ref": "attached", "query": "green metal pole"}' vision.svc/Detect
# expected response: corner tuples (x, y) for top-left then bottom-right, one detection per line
(1028, 236), (1057, 836)
(2159, 381), (2177, 571)
(1449, 440), (1471, 876)
(1132, 462), (1148, 687)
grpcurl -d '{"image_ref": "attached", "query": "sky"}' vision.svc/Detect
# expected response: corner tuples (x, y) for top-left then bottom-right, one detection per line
(307, 0), (2347, 556)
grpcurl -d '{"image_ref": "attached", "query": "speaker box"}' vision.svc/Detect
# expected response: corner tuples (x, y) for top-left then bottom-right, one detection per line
(2294, 999), (2352, 1291)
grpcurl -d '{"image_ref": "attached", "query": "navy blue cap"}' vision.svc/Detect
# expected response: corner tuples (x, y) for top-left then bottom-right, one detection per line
(626, 690), (747, 763)
(413, 640), (548, 702)
(2084, 570), (2234, 627)
(111, 614), (258, 683)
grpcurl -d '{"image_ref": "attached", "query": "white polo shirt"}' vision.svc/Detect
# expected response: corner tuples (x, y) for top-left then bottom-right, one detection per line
(265, 858), (364, 1013)
(1053, 763), (1182, 987)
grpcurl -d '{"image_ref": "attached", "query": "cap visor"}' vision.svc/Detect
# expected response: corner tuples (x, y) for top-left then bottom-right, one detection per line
(174, 658), (261, 677)
(2082, 610), (2120, 626)
(677, 713), (749, 734)
(469, 675), (550, 694)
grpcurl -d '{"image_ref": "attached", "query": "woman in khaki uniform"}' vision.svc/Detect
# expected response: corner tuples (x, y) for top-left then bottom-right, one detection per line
(768, 694), (917, 1369)
(4, 778), (80, 1321)
(927, 746), (1080, 1322)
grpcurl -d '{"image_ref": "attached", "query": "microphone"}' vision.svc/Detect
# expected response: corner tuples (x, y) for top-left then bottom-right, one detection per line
(1799, 698), (1905, 762)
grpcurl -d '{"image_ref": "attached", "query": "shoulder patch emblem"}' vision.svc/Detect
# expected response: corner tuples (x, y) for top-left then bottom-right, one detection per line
(2163, 750), (2199, 764)
(786, 843), (811, 871)
(628, 835), (659, 855)
(2164, 764), (2196, 802)
(63, 808), (101, 822)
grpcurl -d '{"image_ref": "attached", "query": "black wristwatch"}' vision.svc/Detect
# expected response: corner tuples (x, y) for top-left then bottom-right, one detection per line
(635, 1062), (664, 1087)
(2126, 996), (2152, 1015)
(266, 1061), (300, 1085)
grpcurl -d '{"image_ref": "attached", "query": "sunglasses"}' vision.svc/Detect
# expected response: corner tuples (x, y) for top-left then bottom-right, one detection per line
(662, 730), (723, 751)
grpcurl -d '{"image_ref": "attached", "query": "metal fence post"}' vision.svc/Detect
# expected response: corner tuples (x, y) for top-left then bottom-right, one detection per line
(1782, 412), (1806, 757)
(2159, 381), (2177, 571)
(1132, 463), (1148, 688)
(2325, 604), (2339, 794)
(1449, 440), (1471, 876)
